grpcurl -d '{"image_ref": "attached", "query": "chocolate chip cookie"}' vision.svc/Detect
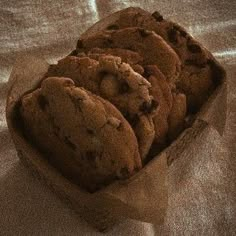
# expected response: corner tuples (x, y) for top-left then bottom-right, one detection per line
(20, 77), (142, 192)
(77, 47), (145, 75)
(144, 65), (173, 148)
(46, 55), (158, 161)
(86, 7), (223, 111)
(75, 27), (181, 82)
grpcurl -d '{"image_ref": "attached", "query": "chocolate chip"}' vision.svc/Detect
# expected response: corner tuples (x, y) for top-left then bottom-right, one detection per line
(134, 166), (141, 172)
(103, 38), (113, 47)
(167, 28), (178, 44)
(86, 151), (96, 162)
(106, 24), (119, 30)
(64, 136), (76, 150)
(76, 39), (83, 48)
(13, 100), (27, 137)
(138, 28), (151, 37)
(143, 68), (151, 78)
(143, 66), (156, 78)
(151, 99), (159, 109)
(139, 99), (159, 114)
(123, 111), (132, 122)
(152, 11), (164, 22)
(187, 44), (202, 53)
(111, 159), (115, 166)
(86, 129), (94, 135)
(119, 82), (130, 94)
(179, 29), (187, 37)
(99, 71), (114, 85)
(124, 113), (139, 127)
(38, 95), (48, 111)
(99, 70), (109, 78)
(130, 114), (140, 127)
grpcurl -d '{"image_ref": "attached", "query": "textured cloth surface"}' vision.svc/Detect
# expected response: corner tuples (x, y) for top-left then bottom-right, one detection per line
(0, 0), (236, 235)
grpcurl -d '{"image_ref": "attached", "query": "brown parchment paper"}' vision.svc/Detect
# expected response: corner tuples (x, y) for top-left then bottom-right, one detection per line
(1, 2), (236, 235)
(6, 41), (227, 232)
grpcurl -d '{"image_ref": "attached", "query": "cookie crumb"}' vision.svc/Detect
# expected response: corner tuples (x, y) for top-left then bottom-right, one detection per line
(152, 11), (164, 22)
(38, 95), (49, 111)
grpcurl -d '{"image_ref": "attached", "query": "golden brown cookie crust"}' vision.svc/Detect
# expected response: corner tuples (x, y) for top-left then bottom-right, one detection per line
(20, 77), (142, 192)
(93, 7), (220, 111)
(81, 48), (145, 75)
(76, 27), (181, 82)
(46, 55), (158, 162)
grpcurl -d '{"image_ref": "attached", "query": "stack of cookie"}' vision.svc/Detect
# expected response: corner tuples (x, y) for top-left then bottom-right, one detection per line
(18, 8), (222, 192)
